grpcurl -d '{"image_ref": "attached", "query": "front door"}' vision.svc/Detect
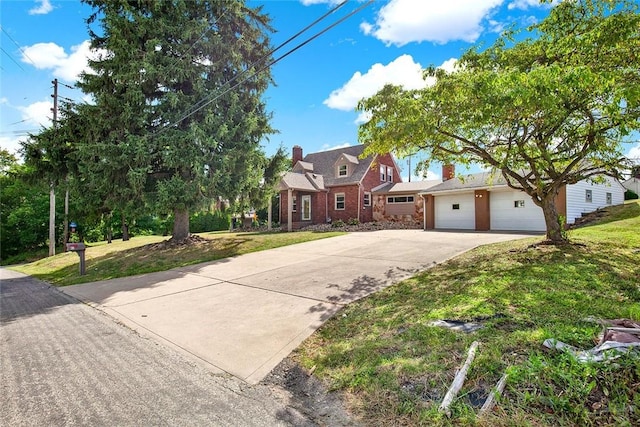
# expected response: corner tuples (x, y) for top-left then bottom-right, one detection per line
(301, 195), (311, 221)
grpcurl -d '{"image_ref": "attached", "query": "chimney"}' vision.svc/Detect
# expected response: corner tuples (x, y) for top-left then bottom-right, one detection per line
(442, 164), (455, 181)
(292, 145), (303, 167)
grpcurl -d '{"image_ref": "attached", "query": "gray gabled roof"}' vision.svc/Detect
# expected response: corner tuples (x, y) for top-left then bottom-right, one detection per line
(301, 145), (375, 187)
(422, 172), (508, 194)
(279, 171), (324, 192)
(293, 161), (314, 173)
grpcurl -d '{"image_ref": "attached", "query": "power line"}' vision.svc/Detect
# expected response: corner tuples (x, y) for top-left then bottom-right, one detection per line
(157, 0), (370, 135)
(165, 0), (350, 130)
(0, 46), (26, 72)
(1, 25), (37, 67)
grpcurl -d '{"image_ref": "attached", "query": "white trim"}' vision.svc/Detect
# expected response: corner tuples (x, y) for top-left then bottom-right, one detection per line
(387, 195), (414, 204)
(335, 193), (345, 210)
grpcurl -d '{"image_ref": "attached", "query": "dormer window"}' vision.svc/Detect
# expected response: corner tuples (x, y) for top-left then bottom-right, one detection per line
(380, 165), (386, 181)
(387, 166), (393, 182)
(338, 164), (348, 177)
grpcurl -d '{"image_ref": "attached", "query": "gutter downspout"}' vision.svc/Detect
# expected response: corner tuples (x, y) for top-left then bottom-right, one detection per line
(325, 190), (329, 223)
(357, 183), (361, 223)
(422, 194), (427, 231)
(287, 188), (293, 232)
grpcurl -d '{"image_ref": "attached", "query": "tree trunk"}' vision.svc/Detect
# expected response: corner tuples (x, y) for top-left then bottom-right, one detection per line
(540, 195), (566, 244)
(49, 183), (55, 257)
(172, 208), (190, 242)
(107, 213), (113, 244)
(63, 183), (69, 250)
(121, 213), (129, 241)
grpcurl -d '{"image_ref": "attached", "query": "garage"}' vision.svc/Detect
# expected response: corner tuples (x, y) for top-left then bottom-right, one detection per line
(490, 190), (546, 231)
(434, 193), (475, 229)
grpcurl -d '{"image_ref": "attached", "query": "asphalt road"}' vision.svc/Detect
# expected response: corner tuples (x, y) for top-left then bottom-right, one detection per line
(0, 269), (315, 427)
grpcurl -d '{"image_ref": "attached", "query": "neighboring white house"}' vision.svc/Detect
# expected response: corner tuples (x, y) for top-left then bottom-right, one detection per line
(623, 176), (640, 196)
(420, 167), (626, 232)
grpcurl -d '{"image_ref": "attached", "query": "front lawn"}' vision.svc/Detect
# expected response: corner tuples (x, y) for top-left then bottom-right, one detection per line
(294, 201), (640, 426)
(9, 230), (344, 286)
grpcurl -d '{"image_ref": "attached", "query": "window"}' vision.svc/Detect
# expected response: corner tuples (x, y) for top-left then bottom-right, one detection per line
(387, 166), (393, 182)
(452, 203), (460, 210)
(292, 196), (297, 212)
(514, 200), (525, 208)
(606, 192), (612, 204)
(585, 189), (593, 203)
(387, 196), (414, 204)
(301, 195), (311, 220)
(364, 192), (371, 207)
(335, 193), (345, 210)
(380, 165), (386, 181)
(338, 164), (348, 177)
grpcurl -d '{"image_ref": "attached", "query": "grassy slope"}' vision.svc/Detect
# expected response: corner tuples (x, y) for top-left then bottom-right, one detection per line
(9, 231), (344, 286)
(295, 201), (640, 426)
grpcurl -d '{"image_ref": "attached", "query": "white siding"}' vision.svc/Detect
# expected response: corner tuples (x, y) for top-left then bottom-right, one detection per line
(490, 190), (546, 231)
(623, 178), (640, 195)
(566, 176), (625, 224)
(434, 193), (475, 229)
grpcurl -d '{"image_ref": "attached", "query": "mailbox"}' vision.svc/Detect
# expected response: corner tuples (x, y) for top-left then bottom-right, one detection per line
(66, 242), (86, 275)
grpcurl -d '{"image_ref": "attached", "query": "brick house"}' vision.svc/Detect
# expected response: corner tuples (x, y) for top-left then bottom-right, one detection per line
(278, 145), (403, 231)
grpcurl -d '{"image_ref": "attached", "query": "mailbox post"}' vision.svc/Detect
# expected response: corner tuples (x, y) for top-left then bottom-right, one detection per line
(66, 242), (86, 275)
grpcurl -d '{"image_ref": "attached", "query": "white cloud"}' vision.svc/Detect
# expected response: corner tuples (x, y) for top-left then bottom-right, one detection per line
(320, 142), (352, 151)
(628, 143), (640, 161)
(21, 40), (104, 83)
(325, 55), (457, 119)
(324, 54), (428, 112)
(508, 0), (559, 10)
(361, 0), (504, 46)
(18, 99), (53, 128)
(0, 135), (28, 157)
(29, 0), (53, 15)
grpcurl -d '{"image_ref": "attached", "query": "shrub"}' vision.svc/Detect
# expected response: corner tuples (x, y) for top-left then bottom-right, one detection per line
(624, 189), (638, 200)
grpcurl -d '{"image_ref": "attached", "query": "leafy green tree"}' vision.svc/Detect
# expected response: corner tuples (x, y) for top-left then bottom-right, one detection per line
(358, 0), (639, 243)
(0, 150), (54, 260)
(78, 0), (277, 242)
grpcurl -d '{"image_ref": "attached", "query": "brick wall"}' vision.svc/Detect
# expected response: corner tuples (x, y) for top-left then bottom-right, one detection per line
(327, 185), (361, 223)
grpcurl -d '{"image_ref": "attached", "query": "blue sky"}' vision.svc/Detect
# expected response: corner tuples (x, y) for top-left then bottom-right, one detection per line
(1, 0), (639, 180)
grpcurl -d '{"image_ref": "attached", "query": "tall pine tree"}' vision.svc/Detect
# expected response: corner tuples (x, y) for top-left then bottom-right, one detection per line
(78, 0), (277, 241)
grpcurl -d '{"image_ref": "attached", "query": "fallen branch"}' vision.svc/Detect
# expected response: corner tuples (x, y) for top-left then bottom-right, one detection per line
(439, 341), (480, 416)
(479, 372), (508, 416)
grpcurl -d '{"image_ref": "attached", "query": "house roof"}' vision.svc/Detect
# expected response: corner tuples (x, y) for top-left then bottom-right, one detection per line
(301, 144), (375, 187)
(293, 161), (314, 173)
(281, 144), (379, 189)
(372, 180), (441, 194)
(421, 172), (509, 194)
(279, 171), (324, 192)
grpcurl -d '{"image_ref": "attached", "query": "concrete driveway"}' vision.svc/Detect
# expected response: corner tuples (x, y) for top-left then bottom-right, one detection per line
(61, 230), (535, 384)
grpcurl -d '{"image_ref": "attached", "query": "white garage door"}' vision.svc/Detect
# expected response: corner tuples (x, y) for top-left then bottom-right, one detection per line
(435, 193), (475, 229)
(490, 191), (545, 231)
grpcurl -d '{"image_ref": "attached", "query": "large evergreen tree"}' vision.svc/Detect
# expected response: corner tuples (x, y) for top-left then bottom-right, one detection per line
(78, 0), (277, 241)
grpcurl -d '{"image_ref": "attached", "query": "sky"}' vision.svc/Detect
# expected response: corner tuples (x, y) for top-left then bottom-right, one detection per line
(1, 0), (639, 181)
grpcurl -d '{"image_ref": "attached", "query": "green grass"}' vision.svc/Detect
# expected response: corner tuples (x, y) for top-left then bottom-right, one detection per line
(294, 201), (640, 426)
(9, 230), (344, 286)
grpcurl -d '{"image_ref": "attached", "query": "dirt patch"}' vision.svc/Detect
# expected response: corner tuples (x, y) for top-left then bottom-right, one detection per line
(145, 234), (210, 250)
(263, 357), (361, 427)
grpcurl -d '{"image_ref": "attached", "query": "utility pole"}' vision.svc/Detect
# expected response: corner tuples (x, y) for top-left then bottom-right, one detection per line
(49, 78), (58, 257)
